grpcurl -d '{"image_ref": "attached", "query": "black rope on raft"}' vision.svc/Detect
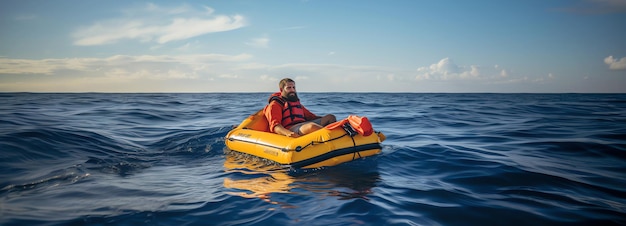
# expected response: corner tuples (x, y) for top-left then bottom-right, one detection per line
(341, 123), (362, 160)
(295, 122), (358, 153)
(296, 133), (348, 152)
(350, 135), (362, 160)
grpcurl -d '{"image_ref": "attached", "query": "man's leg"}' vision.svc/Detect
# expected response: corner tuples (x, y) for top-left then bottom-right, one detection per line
(298, 123), (323, 135)
(320, 114), (336, 126)
(290, 114), (337, 135)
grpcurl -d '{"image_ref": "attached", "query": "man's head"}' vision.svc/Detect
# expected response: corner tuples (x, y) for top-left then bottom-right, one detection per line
(279, 78), (298, 101)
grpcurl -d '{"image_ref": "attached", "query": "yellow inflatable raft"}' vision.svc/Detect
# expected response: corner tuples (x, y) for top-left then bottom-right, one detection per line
(225, 110), (386, 169)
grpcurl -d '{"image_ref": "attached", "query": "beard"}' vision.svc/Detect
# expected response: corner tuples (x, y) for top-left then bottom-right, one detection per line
(285, 92), (299, 102)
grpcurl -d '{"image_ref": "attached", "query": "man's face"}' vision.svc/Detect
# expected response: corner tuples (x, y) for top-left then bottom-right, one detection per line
(281, 82), (298, 101)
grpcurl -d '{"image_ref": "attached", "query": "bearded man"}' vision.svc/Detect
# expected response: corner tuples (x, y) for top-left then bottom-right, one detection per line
(264, 78), (336, 138)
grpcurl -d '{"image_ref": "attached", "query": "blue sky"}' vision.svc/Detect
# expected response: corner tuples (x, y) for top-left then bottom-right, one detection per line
(1, 0), (625, 92)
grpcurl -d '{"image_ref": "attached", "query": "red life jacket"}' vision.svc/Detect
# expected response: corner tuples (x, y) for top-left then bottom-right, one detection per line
(268, 92), (306, 128)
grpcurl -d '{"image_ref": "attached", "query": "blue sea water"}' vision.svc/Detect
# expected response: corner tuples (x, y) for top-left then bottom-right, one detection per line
(1, 93), (625, 226)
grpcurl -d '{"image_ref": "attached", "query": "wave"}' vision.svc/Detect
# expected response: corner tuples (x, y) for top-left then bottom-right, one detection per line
(0, 124), (230, 193)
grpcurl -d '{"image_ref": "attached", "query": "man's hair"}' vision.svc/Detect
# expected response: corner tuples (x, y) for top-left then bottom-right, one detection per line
(279, 78), (295, 90)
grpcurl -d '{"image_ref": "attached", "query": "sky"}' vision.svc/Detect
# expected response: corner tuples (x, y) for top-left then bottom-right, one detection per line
(1, 0), (625, 93)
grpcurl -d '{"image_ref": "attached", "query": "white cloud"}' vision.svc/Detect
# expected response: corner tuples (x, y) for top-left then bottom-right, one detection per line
(259, 74), (273, 81)
(159, 15), (245, 44)
(604, 55), (626, 70)
(0, 57), (97, 74)
(0, 53), (262, 92)
(0, 54), (252, 76)
(0, 55), (568, 92)
(73, 3), (246, 46)
(415, 58), (505, 80)
(218, 74), (239, 79)
(245, 36), (270, 48)
(500, 69), (508, 77)
(386, 74), (395, 81)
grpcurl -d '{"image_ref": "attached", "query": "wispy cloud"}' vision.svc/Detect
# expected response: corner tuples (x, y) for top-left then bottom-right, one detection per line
(604, 55), (626, 70)
(72, 3), (246, 46)
(415, 58), (508, 80)
(245, 36), (270, 48)
(0, 54), (252, 76)
(0, 55), (554, 92)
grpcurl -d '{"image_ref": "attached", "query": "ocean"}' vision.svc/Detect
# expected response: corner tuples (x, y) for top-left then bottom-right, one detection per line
(1, 93), (625, 225)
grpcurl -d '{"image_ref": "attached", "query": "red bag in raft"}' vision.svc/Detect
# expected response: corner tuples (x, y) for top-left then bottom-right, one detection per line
(326, 115), (373, 136)
(348, 115), (373, 136)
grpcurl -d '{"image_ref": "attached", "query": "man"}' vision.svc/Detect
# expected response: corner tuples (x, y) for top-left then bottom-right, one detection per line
(264, 78), (336, 138)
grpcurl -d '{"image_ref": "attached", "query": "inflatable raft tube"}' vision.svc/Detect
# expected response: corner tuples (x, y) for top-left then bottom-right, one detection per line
(225, 110), (386, 169)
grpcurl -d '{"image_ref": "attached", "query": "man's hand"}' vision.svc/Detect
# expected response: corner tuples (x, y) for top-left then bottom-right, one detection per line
(287, 132), (300, 138)
(273, 124), (300, 138)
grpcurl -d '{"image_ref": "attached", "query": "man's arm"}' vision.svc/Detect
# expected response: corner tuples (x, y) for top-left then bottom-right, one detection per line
(264, 102), (300, 138)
